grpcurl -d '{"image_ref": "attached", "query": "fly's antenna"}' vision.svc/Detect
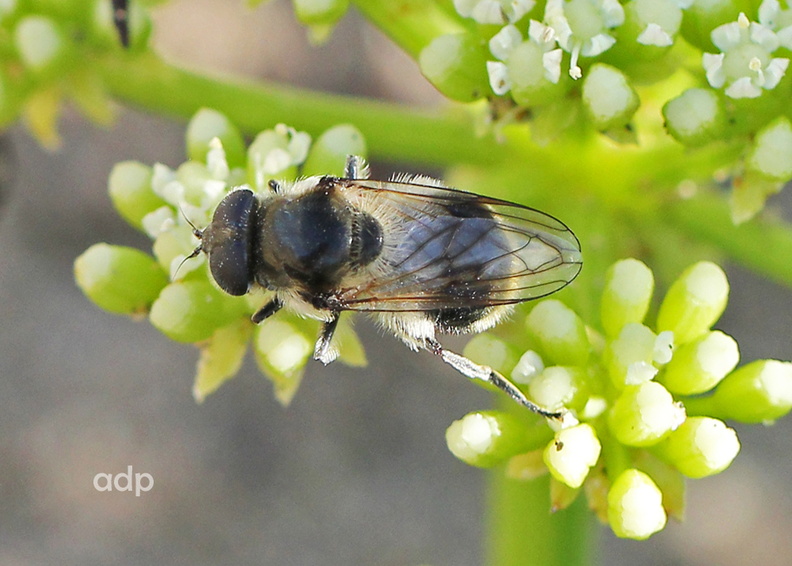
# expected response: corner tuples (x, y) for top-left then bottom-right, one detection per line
(173, 203), (205, 280)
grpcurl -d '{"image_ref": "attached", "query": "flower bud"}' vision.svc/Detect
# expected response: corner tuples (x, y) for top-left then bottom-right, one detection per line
(185, 108), (246, 168)
(662, 88), (726, 146)
(526, 300), (590, 366)
(447, 411), (546, 468)
(746, 116), (792, 182)
(656, 261), (729, 345)
(655, 416), (740, 478)
(301, 124), (366, 177)
(108, 161), (167, 230)
(604, 323), (659, 389)
(529, 366), (589, 413)
(419, 33), (492, 102)
(679, 0), (741, 51)
(14, 16), (70, 76)
(254, 319), (313, 405)
(600, 258), (654, 338)
(293, 0), (349, 26)
(543, 423), (601, 488)
(711, 360), (792, 423)
(582, 64), (639, 131)
(608, 382), (686, 447)
(607, 469), (667, 540)
(464, 334), (517, 374)
(193, 320), (251, 402)
(511, 350), (545, 385)
(246, 126), (310, 189)
(507, 40), (565, 106)
(75, 244), (169, 315)
(149, 280), (248, 343)
(660, 330), (739, 395)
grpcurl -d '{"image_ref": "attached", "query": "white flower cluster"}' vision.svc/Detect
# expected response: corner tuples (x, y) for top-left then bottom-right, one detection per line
(703, 3), (792, 99)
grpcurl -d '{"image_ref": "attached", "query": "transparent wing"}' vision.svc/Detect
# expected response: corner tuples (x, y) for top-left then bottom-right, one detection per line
(334, 178), (582, 312)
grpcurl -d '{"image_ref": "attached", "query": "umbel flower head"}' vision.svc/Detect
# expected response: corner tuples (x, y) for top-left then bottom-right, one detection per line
(447, 258), (792, 540)
(75, 109), (368, 405)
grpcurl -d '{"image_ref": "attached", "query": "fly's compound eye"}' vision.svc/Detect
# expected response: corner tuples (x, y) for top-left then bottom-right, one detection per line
(205, 189), (256, 296)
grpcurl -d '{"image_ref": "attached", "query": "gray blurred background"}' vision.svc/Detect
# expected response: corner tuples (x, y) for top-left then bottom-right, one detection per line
(0, 1), (790, 565)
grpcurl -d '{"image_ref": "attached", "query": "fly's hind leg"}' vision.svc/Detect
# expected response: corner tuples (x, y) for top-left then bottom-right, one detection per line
(424, 338), (563, 419)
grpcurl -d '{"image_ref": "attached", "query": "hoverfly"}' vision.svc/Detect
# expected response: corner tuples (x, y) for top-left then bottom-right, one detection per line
(192, 156), (581, 417)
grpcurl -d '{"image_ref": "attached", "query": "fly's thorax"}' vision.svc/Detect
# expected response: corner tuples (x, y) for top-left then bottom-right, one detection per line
(255, 182), (384, 294)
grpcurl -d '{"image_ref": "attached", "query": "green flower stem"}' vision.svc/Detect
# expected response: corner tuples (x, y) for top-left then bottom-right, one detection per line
(95, 52), (499, 167)
(667, 191), (792, 289)
(486, 399), (595, 566)
(350, 0), (467, 59)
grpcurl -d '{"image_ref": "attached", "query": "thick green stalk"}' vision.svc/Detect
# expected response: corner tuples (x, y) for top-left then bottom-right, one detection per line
(350, 0), (467, 58)
(486, 470), (595, 566)
(486, 398), (596, 566)
(96, 53), (500, 167)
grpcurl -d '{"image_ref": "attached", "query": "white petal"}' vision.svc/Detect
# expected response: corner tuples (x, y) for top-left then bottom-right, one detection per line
(454, 0), (478, 18)
(487, 60), (511, 94)
(582, 33), (616, 57)
(543, 48), (563, 83)
(508, 0), (535, 23)
(673, 0), (694, 8)
(601, 0), (626, 27)
(758, 0), (780, 28)
(638, 23), (674, 47)
(725, 76), (763, 98)
(529, 19), (556, 46)
(750, 22), (780, 51)
(776, 25), (792, 49)
(764, 57), (790, 88)
(472, 0), (507, 24)
(489, 24), (522, 60)
(703, 52), (726, 87)
(711, 21), (743, 51)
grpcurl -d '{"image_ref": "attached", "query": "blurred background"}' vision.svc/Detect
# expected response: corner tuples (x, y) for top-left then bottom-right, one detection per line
(0, 1), (790, 564)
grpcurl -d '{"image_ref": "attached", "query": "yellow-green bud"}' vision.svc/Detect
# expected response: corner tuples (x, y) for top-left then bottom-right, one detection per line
(600, 258), (654, 338)
(108, 161), (166, 230)
(526, 300), (590, 366)
(419, 33), (492, 102)
(746, 116), (792, 182)
(186, 108), (246, 168)
(607, 469), (667, 540)
(301, 124), (366, 177)
(74, 244), (168, 315)
(543, 423), (601, 488)
(655, 416), (740, 478)
(446, 410), (546, 468)
(193, 320), (251, 402)
(711, 360), (792, 423)
(149, 280), (248, 343)
(657, 261), (729, 345)
(254, 319), (314, 405)
(604, 323), (659, 389)
(529, 366), (589, 413)
(608, 382), (686, 447)
(660, 330), (739, 395)
(582, 64), (640, 131)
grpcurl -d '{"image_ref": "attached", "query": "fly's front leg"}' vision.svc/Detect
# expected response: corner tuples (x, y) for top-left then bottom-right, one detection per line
(252, 298), (283, 324)
(424, 338), (563, 419)
(314, 312), (340, 365)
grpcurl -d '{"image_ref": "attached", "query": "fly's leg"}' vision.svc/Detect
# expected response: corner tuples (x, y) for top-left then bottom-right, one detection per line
(314, 312), (340, 365)
(344, 155), (370, 180)
(424, 338), (563, 419)
(252, 298), (284, 324)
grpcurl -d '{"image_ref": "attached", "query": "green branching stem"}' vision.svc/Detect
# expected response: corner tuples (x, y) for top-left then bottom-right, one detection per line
(96, 52), (500, 167)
